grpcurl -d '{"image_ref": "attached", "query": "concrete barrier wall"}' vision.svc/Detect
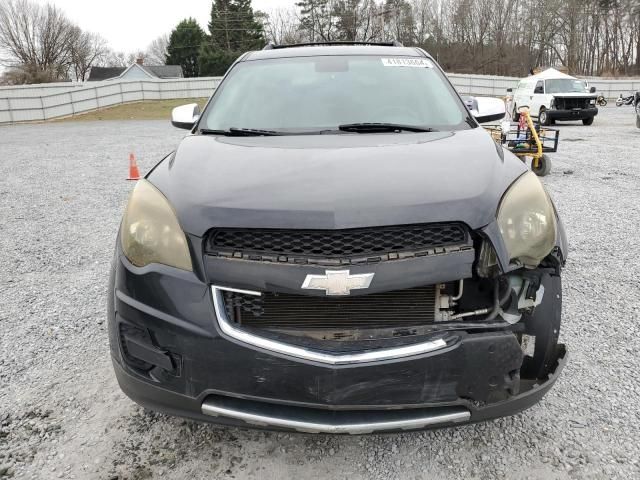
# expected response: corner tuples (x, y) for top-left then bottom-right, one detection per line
(1, 74), (639, 125)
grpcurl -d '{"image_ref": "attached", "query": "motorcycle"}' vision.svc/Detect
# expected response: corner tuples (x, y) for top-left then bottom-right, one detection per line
(616, 93), (634, 106)
(596, 95), (607, 106)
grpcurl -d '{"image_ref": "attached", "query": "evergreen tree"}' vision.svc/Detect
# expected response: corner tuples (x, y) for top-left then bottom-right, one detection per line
(165, 18), (205, 78)
(198, 48), (241, 77)
(199, 0), (265, 76)
(208, 0), (264, 51)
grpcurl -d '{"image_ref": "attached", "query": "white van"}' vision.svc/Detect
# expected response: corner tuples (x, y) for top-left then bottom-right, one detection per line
(512, 68), (598, 126)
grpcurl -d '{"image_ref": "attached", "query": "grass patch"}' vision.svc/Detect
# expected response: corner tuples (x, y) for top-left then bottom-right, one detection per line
(55, 98), (208, 122)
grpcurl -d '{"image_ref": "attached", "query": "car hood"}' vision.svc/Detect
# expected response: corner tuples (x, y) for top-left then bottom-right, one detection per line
(149, 128), (527, 236)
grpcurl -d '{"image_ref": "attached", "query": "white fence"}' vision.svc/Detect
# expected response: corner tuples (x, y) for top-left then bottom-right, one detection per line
(448, 73), (640, 99)
(449, 73), (519, 96)
(0, 77), (221, 124)
(1, 73), (639, 125)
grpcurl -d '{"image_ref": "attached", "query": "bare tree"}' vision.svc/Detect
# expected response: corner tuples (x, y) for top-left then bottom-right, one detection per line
(103, 50), (141, 68)
(0, 0), (78, 80)
(69, 29), (110, 80)
(262, 8), (306, 44)
(145, 34), (169, 66)
(291, 0), (639, 76)
(0, 0), (118, 83)
(296, 0), (340, 41)
(0, 63), (61, 84)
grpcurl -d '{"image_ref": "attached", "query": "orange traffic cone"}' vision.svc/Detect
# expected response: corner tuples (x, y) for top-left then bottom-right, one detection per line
(127, 153), (141, 181)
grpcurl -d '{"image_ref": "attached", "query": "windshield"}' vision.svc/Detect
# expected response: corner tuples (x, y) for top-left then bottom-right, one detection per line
(545, 79), (588, 94)
(201, 55), (471, 133)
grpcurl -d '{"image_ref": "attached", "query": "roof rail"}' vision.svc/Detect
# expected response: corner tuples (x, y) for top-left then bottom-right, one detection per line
(263, 40), (404, 50)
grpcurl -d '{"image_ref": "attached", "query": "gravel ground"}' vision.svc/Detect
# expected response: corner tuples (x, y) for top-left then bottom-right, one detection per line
(1, 107), (639, 480)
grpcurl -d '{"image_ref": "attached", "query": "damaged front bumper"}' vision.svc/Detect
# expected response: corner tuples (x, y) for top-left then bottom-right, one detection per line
(112, 338), (566, 434)
(109, 249), (567, 434)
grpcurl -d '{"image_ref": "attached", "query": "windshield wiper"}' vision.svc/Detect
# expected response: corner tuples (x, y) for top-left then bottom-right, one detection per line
(200, 128), (283, 137)
(338, 123), (437, 133)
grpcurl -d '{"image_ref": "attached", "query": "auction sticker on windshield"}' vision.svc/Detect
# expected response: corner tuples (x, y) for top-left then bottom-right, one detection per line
(382, 58), (434, 68)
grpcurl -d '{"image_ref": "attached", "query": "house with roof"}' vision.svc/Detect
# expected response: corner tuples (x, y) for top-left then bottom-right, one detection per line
(87, 59), (184, 82)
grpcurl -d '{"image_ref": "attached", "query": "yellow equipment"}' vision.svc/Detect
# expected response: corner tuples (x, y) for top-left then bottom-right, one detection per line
(485, 106), (559, 177)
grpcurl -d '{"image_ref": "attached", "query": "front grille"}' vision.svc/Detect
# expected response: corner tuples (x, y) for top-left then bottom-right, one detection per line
(206, 223), (468, 265)
(222, 286), (437, 330)
(555, 97), (590, 109)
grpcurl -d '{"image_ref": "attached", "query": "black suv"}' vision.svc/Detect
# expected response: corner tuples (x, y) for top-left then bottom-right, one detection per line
(108, 42), (568, 434)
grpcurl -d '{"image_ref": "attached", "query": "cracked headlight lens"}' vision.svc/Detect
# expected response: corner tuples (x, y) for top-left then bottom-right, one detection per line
(497, 172), (557, 267)
(121, 180), (192, 271)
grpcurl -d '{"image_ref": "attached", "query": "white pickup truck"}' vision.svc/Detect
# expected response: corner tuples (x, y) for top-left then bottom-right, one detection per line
(512, 68), (598, 126)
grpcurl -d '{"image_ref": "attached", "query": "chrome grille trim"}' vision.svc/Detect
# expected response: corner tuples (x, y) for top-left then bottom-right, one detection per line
(211, 285), (449, 365)
(201, 398), (471, 434)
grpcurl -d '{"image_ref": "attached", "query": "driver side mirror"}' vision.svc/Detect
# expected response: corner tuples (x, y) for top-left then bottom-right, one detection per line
(171, 103), (201, 130)
(462, 96), (506, 123)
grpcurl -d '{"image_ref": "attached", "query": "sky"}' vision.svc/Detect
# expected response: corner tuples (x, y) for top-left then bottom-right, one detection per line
(34, 0), (296, 53)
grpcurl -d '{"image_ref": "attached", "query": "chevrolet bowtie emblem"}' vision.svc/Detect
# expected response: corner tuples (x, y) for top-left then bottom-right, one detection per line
(301, 270), (375, 296)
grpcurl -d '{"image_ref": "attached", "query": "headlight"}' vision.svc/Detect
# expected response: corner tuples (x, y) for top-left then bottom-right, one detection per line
(120, 180), (193, 271)
(497, 172), (557, 267)
(590, 99), (596, 105)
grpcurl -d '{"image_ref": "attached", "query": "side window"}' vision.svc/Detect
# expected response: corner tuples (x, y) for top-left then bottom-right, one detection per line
(534, 81), (544, 94)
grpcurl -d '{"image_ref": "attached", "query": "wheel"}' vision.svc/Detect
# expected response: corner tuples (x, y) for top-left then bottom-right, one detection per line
(582, 117), (594, 126)
(539, 109), (550, 126)
(599, 99), (607, 106)
(532, 154), (552, 177)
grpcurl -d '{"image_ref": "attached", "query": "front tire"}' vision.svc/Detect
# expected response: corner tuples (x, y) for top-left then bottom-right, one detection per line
(532, 154), (552, 177)
(539, 109), (550, 126)
(582, 117), (594, 126)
